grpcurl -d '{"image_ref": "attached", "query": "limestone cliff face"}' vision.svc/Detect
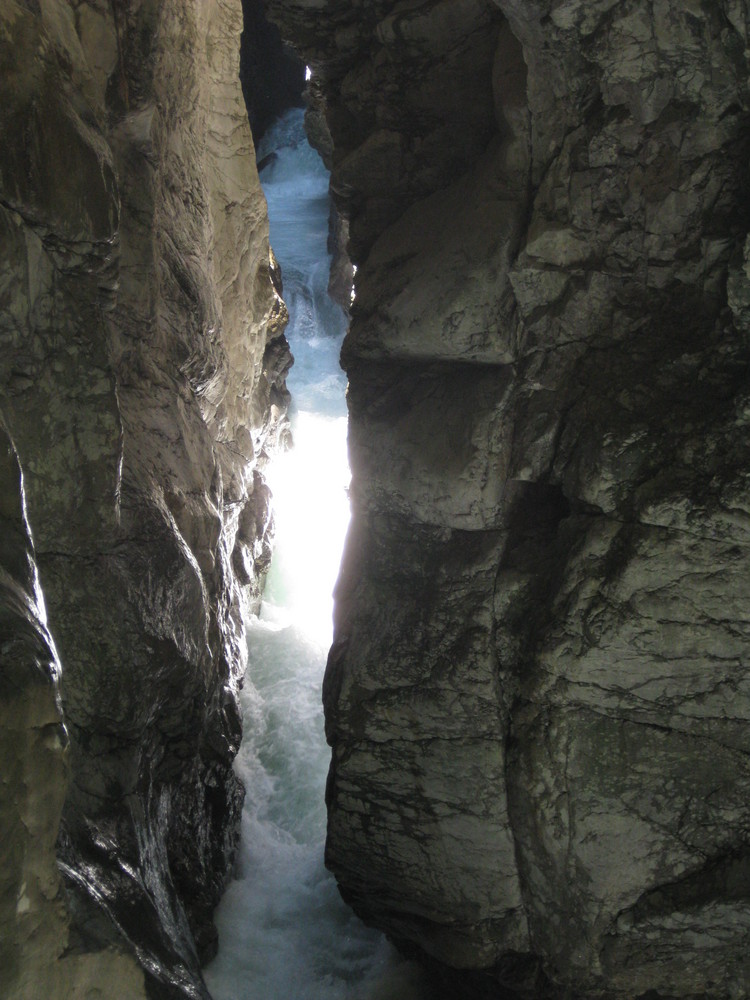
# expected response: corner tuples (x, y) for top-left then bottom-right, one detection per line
(0, 2), (289, 997)
(264, 1), (750, 997)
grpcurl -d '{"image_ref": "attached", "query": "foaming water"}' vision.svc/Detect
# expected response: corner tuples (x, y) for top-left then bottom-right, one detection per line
(204, 110), (431, 1000)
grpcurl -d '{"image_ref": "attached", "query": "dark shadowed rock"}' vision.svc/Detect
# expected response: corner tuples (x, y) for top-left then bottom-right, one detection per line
(263, 0), (750, 996)
(0, 0), (290, 995)
(239, 0), (306, 144)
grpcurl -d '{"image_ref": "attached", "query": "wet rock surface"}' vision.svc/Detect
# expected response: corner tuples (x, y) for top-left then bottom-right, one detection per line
(264, 0), (750, 996)
(0, 422), (148, 1000)
(0, 1), (289, 996)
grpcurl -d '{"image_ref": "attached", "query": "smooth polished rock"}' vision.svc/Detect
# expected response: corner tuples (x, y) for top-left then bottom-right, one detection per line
(0, 422), (149, 1000)
(0, 1), (290, 995)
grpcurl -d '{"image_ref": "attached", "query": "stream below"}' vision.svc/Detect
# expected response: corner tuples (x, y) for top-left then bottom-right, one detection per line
(204, 109), (431, 1000)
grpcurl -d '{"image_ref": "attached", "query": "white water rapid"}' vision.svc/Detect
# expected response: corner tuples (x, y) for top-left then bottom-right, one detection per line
(204, 110), (431, 1000)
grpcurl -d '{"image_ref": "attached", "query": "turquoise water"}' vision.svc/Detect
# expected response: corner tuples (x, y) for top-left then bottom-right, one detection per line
(203, 110), (431, 1000)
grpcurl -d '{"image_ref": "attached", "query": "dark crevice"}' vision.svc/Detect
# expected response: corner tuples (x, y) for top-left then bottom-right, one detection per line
(239, 0), (306, 145)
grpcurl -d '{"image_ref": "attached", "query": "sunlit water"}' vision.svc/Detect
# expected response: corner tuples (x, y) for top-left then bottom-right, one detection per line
(204, 109), (431, 1000)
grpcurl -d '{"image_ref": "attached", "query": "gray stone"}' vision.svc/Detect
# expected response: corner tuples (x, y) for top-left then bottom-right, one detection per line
(0, 1), (290, 995)
(265, 0), (750, 995)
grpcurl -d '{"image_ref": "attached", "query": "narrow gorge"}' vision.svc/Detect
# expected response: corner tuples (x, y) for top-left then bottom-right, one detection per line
(2, 2), (750, 1000)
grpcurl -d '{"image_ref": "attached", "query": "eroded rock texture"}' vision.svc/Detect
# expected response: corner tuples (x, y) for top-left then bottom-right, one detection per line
(263, 1), (750, 996)
(0, 421), (149, 999)
(0, 1), (289, 996)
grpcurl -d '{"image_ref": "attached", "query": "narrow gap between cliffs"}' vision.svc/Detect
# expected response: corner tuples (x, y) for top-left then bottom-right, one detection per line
(202, 14), (432, 1000)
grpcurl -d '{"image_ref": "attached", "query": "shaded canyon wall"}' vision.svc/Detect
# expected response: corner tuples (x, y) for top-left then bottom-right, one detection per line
(0, 1), (289, 996)
(262, 1), (750, 997)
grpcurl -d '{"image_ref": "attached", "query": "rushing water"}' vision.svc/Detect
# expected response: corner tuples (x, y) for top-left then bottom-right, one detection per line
(204, 110), (431, 1000)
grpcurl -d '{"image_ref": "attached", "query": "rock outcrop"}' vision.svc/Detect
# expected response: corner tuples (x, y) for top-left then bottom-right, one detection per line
(0, 1), (289, 996)
(263, 1), (750, 997)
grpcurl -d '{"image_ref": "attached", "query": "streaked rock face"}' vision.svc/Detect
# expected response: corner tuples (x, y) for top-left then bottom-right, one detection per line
(0, 424), (146, 1000)
(0, 1), (289, 996)
(265, 0), (750, 996)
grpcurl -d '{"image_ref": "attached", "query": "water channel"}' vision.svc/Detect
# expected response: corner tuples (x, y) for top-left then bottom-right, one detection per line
(204, 109), (431, 1000)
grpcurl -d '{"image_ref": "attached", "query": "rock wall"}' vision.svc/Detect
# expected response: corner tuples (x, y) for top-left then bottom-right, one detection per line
(263, 1), (750, 997)
(0, 2), (289, 997)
